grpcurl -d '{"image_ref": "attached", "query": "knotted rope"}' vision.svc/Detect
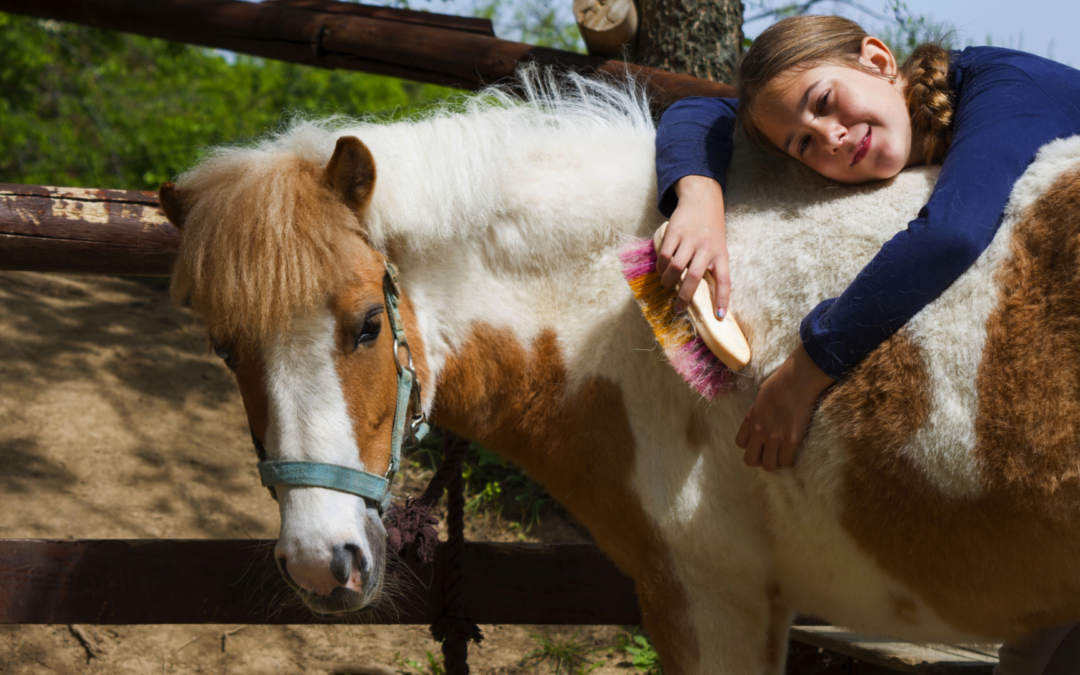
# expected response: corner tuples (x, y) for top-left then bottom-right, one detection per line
(384, 431), (483, 675)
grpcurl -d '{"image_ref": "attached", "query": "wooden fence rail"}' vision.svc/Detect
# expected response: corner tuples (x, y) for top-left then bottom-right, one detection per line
(0, 184), (177, 275)
(0, 0), (736, 108)
(0, 539), (639, 625)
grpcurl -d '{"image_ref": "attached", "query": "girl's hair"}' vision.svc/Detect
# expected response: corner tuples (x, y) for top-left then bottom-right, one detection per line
(735, 15), (954, 165)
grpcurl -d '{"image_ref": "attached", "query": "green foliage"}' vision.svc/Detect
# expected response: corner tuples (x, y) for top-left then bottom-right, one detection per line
(616, 632), (662, 674)
(524, 629), (603, 675)
(0, 12), (451, 190)
(408, 426), (555, 530)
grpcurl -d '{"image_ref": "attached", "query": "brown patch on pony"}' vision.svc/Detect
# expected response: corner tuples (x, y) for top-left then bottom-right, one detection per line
(331, 254), (431, 475)
(169, 142), (373, 343)
(433, 325), (700, 675)
(823, 169), (1080, 641)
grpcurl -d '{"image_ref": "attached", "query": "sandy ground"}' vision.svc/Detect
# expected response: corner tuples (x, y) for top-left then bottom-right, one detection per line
(0, 271), (635, 675)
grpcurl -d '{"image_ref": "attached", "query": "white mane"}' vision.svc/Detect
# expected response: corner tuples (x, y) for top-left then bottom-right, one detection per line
(267, 66), (659, 262)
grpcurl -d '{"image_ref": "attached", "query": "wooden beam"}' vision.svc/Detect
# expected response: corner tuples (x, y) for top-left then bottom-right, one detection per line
(0, 184), (177, 276)
(0, 0), (735, 107)
(0, 539), (641, 625)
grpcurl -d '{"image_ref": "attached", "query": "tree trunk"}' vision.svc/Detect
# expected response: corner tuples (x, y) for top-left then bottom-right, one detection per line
(634, 0), (743, 84)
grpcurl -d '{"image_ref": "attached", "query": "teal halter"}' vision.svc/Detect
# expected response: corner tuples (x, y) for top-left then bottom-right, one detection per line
(256, 261), (430, 512)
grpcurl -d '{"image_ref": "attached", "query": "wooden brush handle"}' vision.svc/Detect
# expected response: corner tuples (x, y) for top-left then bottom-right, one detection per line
(654, 222), (751, 371)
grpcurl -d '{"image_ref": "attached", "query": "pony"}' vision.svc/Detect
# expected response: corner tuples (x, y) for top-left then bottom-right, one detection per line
(158, 68), (1080, 674)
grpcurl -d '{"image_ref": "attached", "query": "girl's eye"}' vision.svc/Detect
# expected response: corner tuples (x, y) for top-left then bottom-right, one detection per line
(213, 342), (237, 370)
(799, 136), (810, 155)
(354, 309), (383, 348)
(817, 91), (830, 114)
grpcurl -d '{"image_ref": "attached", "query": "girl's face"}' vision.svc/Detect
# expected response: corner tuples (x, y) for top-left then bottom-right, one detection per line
(755, 37), (920, 184)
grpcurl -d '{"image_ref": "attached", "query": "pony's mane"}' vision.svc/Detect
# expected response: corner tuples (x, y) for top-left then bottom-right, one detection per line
(171, 66), (656, 339)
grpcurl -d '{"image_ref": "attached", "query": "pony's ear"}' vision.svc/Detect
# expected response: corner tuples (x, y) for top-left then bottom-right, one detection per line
(324, 136), (377, 213)
(158, 182), (188, 229)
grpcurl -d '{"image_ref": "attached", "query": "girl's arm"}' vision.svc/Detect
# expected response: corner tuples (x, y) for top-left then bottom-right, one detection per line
(654, 97), (740, 315)
(802, 64), (1076, 380)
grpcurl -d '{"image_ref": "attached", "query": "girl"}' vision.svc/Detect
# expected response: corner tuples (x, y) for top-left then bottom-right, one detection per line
(654, 15), (1080, 675)
(654, 15), (1080, 473)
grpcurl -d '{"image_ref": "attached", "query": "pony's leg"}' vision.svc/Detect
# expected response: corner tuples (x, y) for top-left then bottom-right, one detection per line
(637, 573), (788, 675)
(763, 591), (795, 675)
(997, 621), (1080, 675)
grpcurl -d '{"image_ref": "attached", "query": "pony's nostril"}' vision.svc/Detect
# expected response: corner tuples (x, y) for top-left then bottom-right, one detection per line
(330, 544), (355, 586)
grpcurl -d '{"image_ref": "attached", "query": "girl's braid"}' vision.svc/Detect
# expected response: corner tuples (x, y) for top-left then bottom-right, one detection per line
(902, 44), (955, 165)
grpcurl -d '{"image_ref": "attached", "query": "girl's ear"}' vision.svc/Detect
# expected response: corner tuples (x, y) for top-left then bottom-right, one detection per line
(859, 36), (899, 80)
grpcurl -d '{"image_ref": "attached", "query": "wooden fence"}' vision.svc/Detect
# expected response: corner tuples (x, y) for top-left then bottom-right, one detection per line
(0, 0), (736, 108)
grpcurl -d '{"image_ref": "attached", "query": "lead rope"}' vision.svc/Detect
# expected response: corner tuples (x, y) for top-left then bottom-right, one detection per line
(384, 431), (483, 675)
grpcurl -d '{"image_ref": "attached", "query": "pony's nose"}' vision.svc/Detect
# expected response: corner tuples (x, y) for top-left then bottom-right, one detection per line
(330, 543), (357, 585)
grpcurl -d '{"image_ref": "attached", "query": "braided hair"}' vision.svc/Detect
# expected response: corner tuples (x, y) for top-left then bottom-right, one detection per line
(900, 43), (954, 164)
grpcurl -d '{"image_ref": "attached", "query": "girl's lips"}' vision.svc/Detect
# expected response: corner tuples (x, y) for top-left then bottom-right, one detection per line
(852, 129), (871, 166)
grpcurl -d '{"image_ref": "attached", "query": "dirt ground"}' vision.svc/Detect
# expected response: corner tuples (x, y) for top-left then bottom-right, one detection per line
(0, 271), (636, 675)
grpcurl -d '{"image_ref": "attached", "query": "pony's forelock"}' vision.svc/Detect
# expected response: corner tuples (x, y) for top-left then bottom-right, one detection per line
(170, 148), (368, 343)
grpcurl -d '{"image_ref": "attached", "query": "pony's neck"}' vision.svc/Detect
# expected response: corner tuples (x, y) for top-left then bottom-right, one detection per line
(360, 104), (664, 412)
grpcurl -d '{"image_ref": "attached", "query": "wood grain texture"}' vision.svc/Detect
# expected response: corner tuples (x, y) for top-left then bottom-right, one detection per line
(0, 539), (640, 625)
(0, 184), (178, 276)
(0, 0), (735, 106)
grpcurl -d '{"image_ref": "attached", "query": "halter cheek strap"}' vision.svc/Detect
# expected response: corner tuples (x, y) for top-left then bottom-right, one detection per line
(256, 261), (429, 512)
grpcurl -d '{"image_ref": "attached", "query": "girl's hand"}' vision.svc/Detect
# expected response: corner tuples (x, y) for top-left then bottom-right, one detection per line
(657, 175), (730, 318)
(736, 344), (835, 471)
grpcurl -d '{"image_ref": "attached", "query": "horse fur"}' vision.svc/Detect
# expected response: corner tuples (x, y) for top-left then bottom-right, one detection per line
(168, 65), (1080, 674)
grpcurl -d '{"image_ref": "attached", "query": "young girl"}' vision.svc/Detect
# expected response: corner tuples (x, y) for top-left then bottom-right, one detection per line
(654, 15), (1080, 474)
(654, 15), (1080, 674)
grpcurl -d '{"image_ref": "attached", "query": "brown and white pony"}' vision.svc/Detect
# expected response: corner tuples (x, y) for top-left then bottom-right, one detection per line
(159, 70), (1080, 674)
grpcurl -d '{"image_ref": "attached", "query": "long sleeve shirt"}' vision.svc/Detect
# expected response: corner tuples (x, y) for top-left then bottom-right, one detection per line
(655, 47), (1080, 379)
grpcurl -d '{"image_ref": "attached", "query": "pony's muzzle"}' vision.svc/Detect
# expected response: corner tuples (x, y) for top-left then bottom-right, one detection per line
(276, 543), (375, 614)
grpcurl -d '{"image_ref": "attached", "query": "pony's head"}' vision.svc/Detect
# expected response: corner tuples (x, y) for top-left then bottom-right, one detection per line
(159, 136), (427, 614)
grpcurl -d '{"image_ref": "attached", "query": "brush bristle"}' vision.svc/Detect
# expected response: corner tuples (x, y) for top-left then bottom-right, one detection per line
(620, 238), (733, 399)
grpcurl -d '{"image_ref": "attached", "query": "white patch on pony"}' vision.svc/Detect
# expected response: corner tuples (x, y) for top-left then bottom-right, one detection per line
(263, 309), (375, 596)
(667, 450), (708, 526)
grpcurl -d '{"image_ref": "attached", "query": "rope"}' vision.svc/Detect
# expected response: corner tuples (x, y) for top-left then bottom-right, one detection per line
(384, 430), (483, 675)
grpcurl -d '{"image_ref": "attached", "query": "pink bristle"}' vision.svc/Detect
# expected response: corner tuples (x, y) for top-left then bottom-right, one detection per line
(672, 338), (735, 399)
(620, 236), (735, 400)
(619, 238), (659, 280)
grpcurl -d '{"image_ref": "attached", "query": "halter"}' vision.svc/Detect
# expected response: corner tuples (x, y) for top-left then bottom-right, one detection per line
(255, 261), (430, 512)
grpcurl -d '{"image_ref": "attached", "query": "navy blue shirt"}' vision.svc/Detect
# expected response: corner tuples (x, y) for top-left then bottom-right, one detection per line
(655, 47), (1080, 379)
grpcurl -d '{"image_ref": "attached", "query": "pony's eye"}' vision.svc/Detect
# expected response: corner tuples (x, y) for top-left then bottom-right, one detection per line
(213, 342), (238, 370)
(354, 309), (383, 348)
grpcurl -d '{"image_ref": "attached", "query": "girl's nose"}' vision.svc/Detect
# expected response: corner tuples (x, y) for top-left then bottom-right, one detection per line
(824, 123), (847, 154)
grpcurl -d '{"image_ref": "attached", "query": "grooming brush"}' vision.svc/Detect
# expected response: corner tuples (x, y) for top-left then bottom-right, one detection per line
(620, 221), (751, 399)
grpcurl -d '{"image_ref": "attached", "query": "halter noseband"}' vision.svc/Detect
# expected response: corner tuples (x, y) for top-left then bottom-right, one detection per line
(254, 261), (430, 512)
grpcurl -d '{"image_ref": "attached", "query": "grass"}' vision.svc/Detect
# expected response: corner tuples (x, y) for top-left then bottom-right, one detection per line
(523, 629), (603, 675)
(394, 650), (445, 675)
